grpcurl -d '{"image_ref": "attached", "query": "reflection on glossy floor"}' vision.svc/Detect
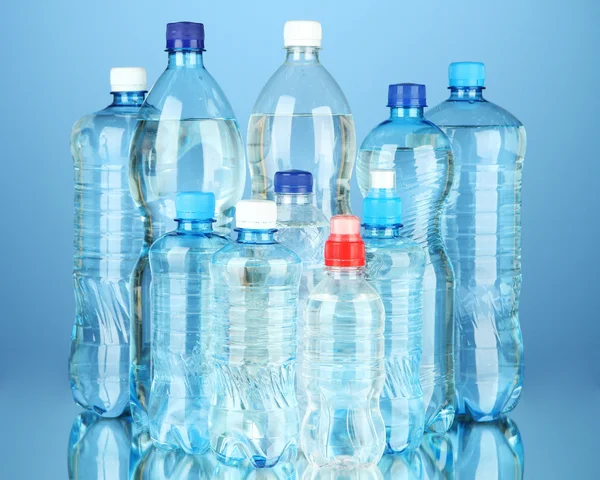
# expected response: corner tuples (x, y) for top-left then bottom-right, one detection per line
(68, 412), (523, 479)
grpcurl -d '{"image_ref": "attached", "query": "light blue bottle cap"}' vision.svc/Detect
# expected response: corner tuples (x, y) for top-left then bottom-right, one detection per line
(449, 62), (486, 87)
(175, 191), (215, 221)
(362, 170), (402, 227)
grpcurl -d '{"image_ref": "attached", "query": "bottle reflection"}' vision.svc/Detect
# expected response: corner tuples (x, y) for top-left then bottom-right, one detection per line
(213, 456), (297, 479)
(68, 411), (132, 480)
(303, 464), (382, 480)
(132, 445), (215, 479)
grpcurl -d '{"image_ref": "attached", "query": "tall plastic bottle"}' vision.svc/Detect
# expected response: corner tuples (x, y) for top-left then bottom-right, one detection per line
(247, 20), (356, 218)
(70, 67), (146, 417)
(129, 22), (246, 427)
(426, 62), (526, 421)
(209, 200), (302, 468)
(301, 215), (386, 469)
(356, 84), (456, 432)
(148, 192), (229, 454)
(362, 170), (426, 454)
(274, 169), (329, 412)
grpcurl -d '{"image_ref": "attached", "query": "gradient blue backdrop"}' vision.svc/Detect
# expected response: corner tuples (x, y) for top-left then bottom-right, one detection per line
(0, 0), (598, 477)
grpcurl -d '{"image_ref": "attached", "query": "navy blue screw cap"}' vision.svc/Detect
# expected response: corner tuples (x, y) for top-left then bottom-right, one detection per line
(166, 22), (205, 50)
(387, 83), (427, 108)
(274, 170), (313, 194)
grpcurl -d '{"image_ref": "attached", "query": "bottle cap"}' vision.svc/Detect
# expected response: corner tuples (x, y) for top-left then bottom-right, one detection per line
(448, 62), (485, 87)
(166, 22), (205, 50)
(324, 215), (365, 267)
(274, 170), (313, 194)
(387, 83), (427, 107)
(110, 67), (147, 92)
(284, 21), (322, 48)
(175, 191), (215, 221)
(362, 170), (402, 227)
(236, 200), (277, 230)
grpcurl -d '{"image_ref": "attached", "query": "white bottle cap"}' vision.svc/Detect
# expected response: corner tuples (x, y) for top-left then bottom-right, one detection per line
(110, 67), (147, 92)
(236, 200), (277, 230)
(284, 21), (322, 48)
(370, 169), (396, 189)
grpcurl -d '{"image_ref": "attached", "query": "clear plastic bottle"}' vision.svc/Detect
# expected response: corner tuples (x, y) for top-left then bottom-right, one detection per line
(148, 192), (229, 454)
(69, 67), (146, 417)
(131, 445), (216, 480)
(302, 215), (386, 469)
(129, 22), (246, 426)
(247, 21), (356, 218)
(362, 170), (426, 454)
(210, 200), (302, 468)
(426, 62), (526, 421)
(357, 84), (456, 432)
(274, 169), (329, 412)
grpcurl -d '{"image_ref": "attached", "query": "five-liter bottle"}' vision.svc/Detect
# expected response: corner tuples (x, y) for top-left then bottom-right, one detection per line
(148, 192), (229, 454)
(301, 215), (386, 469)
(427, 62), (526, 421)
(357, 83), (456, 432)
(128, 22), (246, 427)
(362, 169), (426, 454)
(274, 169), (329, 413)
(69, 67), (146, 418)
(247, 20), (356, 218)
(209, 200), (302, 468)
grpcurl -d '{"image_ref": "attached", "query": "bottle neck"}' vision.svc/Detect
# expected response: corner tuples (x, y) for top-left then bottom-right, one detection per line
(236, 229), (277, 244)
(275, 192), (313, 206)
(325, 266), (364, 279)
(449, 86), (485, 101)
(362, 225), (401, 238)
(111, 91), (146, 107)
(390, 106), (424, 119)
(167, 50), (205, 69)
(176, 219), (213, 233)
(284, 46), (321, 65)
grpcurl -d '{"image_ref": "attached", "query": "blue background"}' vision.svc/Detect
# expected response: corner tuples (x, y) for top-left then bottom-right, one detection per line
(0, 0), (598, 477)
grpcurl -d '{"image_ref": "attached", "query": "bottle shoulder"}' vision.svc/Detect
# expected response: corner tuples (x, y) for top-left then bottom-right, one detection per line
(426, 97), (524, 128)
(211, 241), (302, 266)
(150, 231), (230, 255)
(360, 117), (451, 151)
(311, 273), (382, 299)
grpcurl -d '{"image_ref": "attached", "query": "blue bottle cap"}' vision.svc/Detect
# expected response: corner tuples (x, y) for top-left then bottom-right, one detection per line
(166, 22), (205, 50)
(362, 170), (402, 226)
(175, 191), (215, 221)
(274, 169), (313, 194)
(387, 83), (427, 108)
(449, 62), (485, 87)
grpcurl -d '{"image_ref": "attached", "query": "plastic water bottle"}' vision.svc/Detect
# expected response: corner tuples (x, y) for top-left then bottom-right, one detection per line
(426, 63), (526, 421)
(356, 84), (456, 432)
(302, 215), (386, 468)
(362, 170), (425, 454)
(209, 200), (302, 468)
(274, 169), (329, 412)
(147, 192), (229, 454)
(129, 22), (246, 426)
(69, 67), (146, 417)
(132, 446), (216, 480)
(247, 21), (356, 218)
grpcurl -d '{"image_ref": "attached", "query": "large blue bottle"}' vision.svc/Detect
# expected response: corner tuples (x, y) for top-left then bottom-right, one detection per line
(129, 22), (246, 427)
(426, 63), (526, 421)
(70, 67), (146, 417)
(362, 169), (426, 454)
(209, 200), (302, 468)
(356, 84), (456, 433)
(148, 192), (229, 454)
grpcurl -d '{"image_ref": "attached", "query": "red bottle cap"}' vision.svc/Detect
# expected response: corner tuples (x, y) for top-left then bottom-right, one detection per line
(324, 215), (365, 267)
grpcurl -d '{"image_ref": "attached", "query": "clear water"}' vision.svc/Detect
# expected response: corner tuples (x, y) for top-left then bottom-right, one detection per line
(364, 230), (426, 454)
(209, 230), (302, 468)
(357, 145), (455, 433)
(441, 125), (525, 420)
(148, 221), (229, 454)
(70, 94), (144, 417)
(301, 268), (386, 468)
(247, 114), (356, 218)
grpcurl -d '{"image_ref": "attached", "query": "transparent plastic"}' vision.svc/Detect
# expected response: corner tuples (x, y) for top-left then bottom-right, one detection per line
(427, 88), (526, 420)
(69, 91), (145, 417)
(131, 445), (216, 479)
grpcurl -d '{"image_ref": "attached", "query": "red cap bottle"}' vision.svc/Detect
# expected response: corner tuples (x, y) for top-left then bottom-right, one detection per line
(324, 215), (366, 267)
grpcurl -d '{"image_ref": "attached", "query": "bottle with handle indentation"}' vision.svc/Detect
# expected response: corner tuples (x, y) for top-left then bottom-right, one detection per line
(69, 67), (146, 418)
(301, 215), (386, 469)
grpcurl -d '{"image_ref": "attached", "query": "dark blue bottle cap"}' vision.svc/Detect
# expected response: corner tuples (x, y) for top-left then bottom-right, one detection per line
(166, 22), (205, 50)
(274, 170), (313, 194)
(387, 83), (427, 107)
